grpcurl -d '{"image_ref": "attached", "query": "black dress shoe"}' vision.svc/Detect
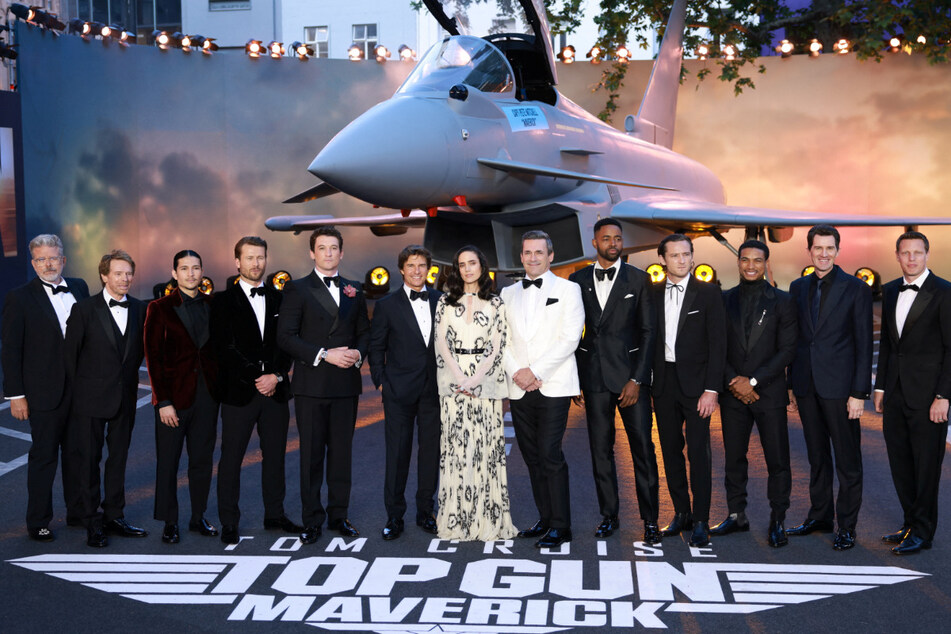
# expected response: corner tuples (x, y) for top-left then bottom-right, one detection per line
(28, 527), (54, 542)
(299, 526), (322, 544)
(189, 517), (219, 537)
(162, 523), (180, 544)
(517, 520), (549, 539)
(221, 525), (239, 545)
(416, 514), (438, 535)
(643, 521), (662, 545)
(786, 518), (834, 536)
(328, 519), (360, 537)
(264, 515), (304, 533)
(594, 516), (619, 538)
(882, 527), (911, 544)
(689, 521), (711, 547)
(104, 518), (148, 538)
(892, 534), (932, 555)
(661, 513), (693, 536)
(768, 520), (788, 548)
(87, 525), (108, 548)
(536, 527), (572, 548)
(710, 512), (750, 536)
(832, 528), (856, 551)
(382, 518), (405, 541)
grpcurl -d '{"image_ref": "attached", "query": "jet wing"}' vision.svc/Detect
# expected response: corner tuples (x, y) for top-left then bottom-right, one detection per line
(477, 158), (677, 191)
(283, 181), (340, 204)
(265, 210), (427, 233)
(611, 197), (951, 229)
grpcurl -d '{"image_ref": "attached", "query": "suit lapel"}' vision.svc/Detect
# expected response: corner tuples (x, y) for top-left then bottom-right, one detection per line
(902, 274), (935, 340)
(29, 278), (61, 334)
(307, 271), (339, 322)
(577, 267), (602, 323)
(746, 286), (775, 351)
(123, 300), (141, 363)
(725, 288), (745, 351)
(396, 289), (427, 347)
(234, 285), (263, 342)
(170, 290), (192, 344)
(815, 267), (845, 332)
(263, 288), (279, 343)
(599, 264), (626, 324)
(94, 293), (122, 356)
(677, 277), (697, 337)
(883, 283), (900, 344)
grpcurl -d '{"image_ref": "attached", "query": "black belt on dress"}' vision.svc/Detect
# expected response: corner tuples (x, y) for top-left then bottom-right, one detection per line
(454, 347), (485, 355)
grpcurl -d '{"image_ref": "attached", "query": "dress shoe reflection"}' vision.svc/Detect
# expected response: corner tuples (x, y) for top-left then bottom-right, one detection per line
(892, 533), (931, 555)
(536, 527), (572, 549)
(881, 527), (910, 544)
(189, 517), (219, 536)
(643, 521), (662, 545)
(328, 518), (360, 537)
(594, 516), (619, 538)
(710, 512), (750, 536)
(768, 520), (788, 548)
(660, 512), (692, 536)
(832, 528), (856, 551)
(105, 518), (148, 538)
(299, 526), (322, 544)
(786, 518), (834, 536)
(689, 521), (711, 547)
(382, 518), (404, 541)
(517, 520), (549, 539)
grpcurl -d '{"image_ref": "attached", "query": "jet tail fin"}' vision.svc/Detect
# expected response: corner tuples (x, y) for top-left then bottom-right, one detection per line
(631, 0), (686, 149)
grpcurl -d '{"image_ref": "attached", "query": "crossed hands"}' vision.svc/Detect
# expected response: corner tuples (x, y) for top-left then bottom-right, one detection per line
(729, 376), (759, 406)
(513, 368), (542, 393)
(324, 347), (361, 369)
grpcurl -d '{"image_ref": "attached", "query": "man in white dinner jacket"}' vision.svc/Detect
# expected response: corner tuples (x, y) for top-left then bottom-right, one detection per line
(502, 230), (584, 549)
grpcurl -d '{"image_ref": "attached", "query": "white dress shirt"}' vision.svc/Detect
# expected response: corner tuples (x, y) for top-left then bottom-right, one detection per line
(896, 269), (929, 337)
(518, 270), (552, 335)
(238, 278), (266, 338)
(103, 290), (129, 335)
(593, 259), (621, 310)
(42, 278), (77, 337)
(663, 276), (688, 362)
(404, 284), (431, 346)
(317, 269), (341, 306)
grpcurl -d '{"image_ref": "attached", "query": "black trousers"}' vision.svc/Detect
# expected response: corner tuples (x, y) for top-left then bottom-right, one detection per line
(883, 388), (947, 541)
(654, 363), (712, 523)
(796, 392), (863, 530)
(510, 391), (572, 529)
(153, 383), (219, 524)
(25, 395), (81, 528)
(382, 389), (440, 520)
(719, 395), (791, 520)
(296, 395), (358, 527)
(583, 388), (659, 521)
(71, 392), (137, 526)
(217, 393), (291, 527)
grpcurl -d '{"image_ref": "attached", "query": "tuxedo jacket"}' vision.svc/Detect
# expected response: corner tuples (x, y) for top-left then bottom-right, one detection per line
(1, 276), (89, 410)
(722, 282), (797, 406)
(874, 272), (951, 409)
(144, 289), (218, 410)
(277, 271), (370, 398)
(368, 287), (442, 406)
(569, 263), (656, 393)
(501, 271), (585, 399)
(64, 291), (145, 419)
(789, 265), (873, 399)
(211, 282), (292, 406)
(651, 276), (727, 397)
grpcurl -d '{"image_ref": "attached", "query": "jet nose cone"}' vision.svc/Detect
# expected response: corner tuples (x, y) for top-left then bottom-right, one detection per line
(309, 97), (454, 208)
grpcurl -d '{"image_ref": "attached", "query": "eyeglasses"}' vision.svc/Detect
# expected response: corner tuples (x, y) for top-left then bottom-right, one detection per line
(33, 257), (64, 265)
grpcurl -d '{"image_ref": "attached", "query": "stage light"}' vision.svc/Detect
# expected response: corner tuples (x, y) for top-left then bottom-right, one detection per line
(854, 267), (877, 286)
(888, 36), (901, 53)
(153, 30), (170, 49)
(808, 39), (822, 57)
(370, 266), (389, 286)
(723, 44), (736, 60)
(84, 21), (104, 37)
(192, 35), (217, 52)
(558, 45), (576, 64)
(199, 277), (214, 295)
(646, 263), (666, 284)
(100, 24), (113, 38)
(801, 265), (815, 277)
(616, 45), (631, 62)
(347, 43), (363, 61)
(120, 31), (135, 43)
(268, 40), (285, 58)
(364, 266), (391, 299)
(270, 271), (291, 291)
(777, 39), (794, 57)
(290, 41), (312, 59)
(375, 44), (391, 63)
(179, 33), (193, 50)
(427, 265), (439, 285)
(696, 44), (708, 60)
(917, 35), (927, 45)
(163, 280), (176, 296)
(246, 38), (263, 57)
(66, 18), (84, 35)
(833, 38), (850, 54)
(694, 263), (716, 283)
(0, 40), (17, 60)
(398, 44), (416, 61)
(586, 45), (601, 64)
(8, 4), (31, 21)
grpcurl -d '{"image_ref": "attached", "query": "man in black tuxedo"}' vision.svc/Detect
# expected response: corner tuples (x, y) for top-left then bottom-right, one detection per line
(213, 236), (301, 545)
(711, 240), (796, 548)
(65, 250), (148, 547)
(652, 233), (726, 548)
(2, 234), (89, 542)
(788, 224), (872, 551)
(569, 219), (660, 543)
(873, 231), (951, 555)
(144, 250), (219, 544)
(368, 245), (441, 540)
(277, 226), (370, 544)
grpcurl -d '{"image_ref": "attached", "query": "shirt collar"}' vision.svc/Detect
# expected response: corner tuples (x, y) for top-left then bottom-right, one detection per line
(595, 259), (621, 274)
(903, 269), (930, 287)
(238, 278), (264, 297)
(103, 290), (127, 304)
(403, 284), (427, 299)
(315, 268), (338, 281)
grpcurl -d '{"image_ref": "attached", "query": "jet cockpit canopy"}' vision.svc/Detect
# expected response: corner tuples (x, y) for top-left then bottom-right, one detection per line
(397, 35), (515, 96)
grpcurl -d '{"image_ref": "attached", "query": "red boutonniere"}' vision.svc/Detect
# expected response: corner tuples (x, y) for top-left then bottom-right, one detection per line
(342, 284), (357, 298)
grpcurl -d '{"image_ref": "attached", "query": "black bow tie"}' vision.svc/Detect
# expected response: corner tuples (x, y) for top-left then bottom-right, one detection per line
(109, 298), (129, 308)
(595, 267), (616, 282)
(43, 282), (70, 295)
(249, 286), (266, 297)
(900, 284), (919, 293)
(522, 278), (543, 289)
(410, 289), (429, 301)
(324, 275), (340, 288)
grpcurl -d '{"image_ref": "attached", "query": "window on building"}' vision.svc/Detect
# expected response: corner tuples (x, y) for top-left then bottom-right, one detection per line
(304, 26), (329, 58)
(352, 23), (377, 59)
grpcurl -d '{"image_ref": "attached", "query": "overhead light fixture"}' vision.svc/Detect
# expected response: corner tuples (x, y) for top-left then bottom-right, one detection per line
(559, 45), (576, 64)
(268, 40), (285, 58)
(375, 44), (391, 63)
(290, 40), (312, 59)
(347, 43), (363, 61)
(808, 39), (822, 57)
(833, 38), (850, 54)
(777, 39), (794, 57)
(398, 44), (415, 61)
(270, 271), (291, 291)
(646, 263), (666, 284)
(246, 38), (263, 58)
(693, 263), (716, 284)
(586, 45), (601, 64)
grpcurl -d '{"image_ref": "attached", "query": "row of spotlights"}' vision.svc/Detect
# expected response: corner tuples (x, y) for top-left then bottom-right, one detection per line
(8, 4), (65, 31)
(154, 31), (218, 52)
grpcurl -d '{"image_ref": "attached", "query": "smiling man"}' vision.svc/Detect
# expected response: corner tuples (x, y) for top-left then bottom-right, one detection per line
(712, 240), (797, 548)
(788, 225), (872, 551)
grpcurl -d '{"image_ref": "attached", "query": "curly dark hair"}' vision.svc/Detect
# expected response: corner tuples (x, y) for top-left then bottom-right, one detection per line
(445, 245), (495, 305)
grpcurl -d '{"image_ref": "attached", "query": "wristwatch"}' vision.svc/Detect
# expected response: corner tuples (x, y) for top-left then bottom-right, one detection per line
(749, 377), (758, 388)
(319, 349), (328, 362)
(275, 374), (284, 383)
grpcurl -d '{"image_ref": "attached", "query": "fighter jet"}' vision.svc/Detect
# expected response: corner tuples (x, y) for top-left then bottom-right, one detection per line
(266, 0), (951, 272)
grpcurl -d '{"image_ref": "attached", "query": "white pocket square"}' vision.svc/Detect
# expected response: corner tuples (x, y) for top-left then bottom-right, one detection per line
(624, 293), (634, 299)
(687, 310), (700, 315)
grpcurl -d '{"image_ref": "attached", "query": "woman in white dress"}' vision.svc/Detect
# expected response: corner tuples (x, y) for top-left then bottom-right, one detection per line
(434, 246), (517, 541)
